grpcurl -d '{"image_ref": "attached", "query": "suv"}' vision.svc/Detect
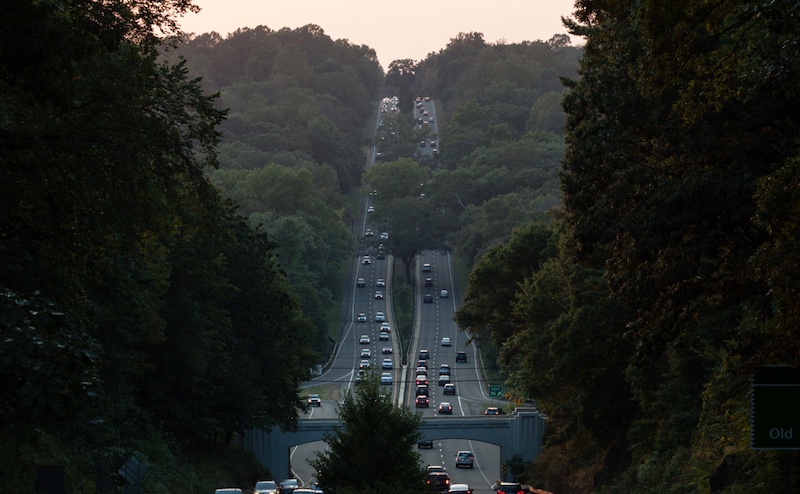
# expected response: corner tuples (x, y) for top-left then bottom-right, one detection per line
(455, 451), (474, 469)
(306, 394), (321, 407)
(495, 483), (523, 494)
(449, 485), (472, 494)
(427, 472), (451, 492)
(456, 351), (467, 363)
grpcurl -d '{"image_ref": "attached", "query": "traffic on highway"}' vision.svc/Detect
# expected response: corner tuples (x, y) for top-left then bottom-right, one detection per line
(289, 96), (510, 494)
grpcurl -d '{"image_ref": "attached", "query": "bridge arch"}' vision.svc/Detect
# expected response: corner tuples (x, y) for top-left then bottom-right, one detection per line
(240, 407), (545, 481)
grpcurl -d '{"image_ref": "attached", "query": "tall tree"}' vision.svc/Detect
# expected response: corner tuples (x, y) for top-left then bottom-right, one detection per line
(311, 378), (426, 494)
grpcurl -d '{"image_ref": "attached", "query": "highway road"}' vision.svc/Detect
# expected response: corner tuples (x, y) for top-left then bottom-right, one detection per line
(287, 97), (506, 494)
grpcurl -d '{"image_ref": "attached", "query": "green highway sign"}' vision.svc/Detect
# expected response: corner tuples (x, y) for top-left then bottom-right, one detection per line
(489, 385), (503, 398)
(752, 366), (800, 450)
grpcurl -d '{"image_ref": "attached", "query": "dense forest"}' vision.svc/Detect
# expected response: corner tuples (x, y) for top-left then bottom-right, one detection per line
(4, 0), (798, 492)
(456, 1), (800, 493)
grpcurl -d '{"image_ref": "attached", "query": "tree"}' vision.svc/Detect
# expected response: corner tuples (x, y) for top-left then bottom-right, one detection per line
(311, 378), (426, 494)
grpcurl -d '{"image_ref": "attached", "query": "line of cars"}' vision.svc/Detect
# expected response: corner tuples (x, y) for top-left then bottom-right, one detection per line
(218, 478), (324, 494)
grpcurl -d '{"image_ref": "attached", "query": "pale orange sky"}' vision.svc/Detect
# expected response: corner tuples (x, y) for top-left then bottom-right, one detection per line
(178, 1), (579, 70)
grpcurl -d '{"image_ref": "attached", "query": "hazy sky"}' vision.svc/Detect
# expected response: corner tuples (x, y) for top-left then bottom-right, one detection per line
(178, 1), (579, 70)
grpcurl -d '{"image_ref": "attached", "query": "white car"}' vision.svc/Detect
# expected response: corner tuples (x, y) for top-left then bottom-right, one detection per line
(380, 372), (393, 385)
(367, 206), (375, 213)
(359, 334), (370, 344)
(375, 312), (386, 322)
(380, 232), (389, 239)
(380, 322), (391, 332)
(361, 348), (371, 358)
(359, 359), (370, 370)
(382, 358), (393, 369)
(382, 346), (393, 354)
(365, 229), (374, 236)
(363, 255), (371, 264)
(376, 278), (386, 287)
(440, 289), (449, 298)
(374, 290), (384, 299)
(357, 312), (367, 322)
(379, 331), (389, 341)
(441, 337), (451, 346)
(254, 481), (278, 494)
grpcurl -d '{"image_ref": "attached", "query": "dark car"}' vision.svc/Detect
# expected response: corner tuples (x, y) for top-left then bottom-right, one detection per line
(427, 472), (451, 492)
(443, 383), (456, 395)
(484, 407), (506, 415)
(456, 351), (467, 363)
(418, 439), (434, 449)
(419, 349), (429, 360)
(495, 483), (524, 494)
(438, 402), (453, 414)
(424, 293), (433, 303)
(416, 385), (429, 396)
(278, 479), (301, 494)
(416, 395), (430, 408)
(425, 277), (433, 287)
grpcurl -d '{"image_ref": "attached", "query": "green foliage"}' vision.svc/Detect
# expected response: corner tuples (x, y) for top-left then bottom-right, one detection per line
(545, 0), (800, 490)
(311, 379), (426, 494)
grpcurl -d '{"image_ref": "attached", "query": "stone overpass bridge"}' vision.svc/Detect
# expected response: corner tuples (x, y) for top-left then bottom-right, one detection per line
(239, 407), (545, 481)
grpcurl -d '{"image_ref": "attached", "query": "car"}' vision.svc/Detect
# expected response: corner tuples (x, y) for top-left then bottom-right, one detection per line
(439, 364), (450, 375)
(441, 337), (451, 346)
(416, 395), (430, 408)
(380, 372), (392, 385)
(380, 232), (389, 240)
(438, 375), (450, 386)
(376, 278), (385, 287)
(378, 243), (385, 251)
(375, 312), (386, 322)
(356, 277), (365, 287)
(376, 251), (386, 259)
(362, 255), (371, 264)
(416, 385), (429, 396)
(423, 110), (429, 116)
(355, 370), (366, 382)
(382, 345), (393, 354)
(427, 465), (446, 473)
(419, 140), (426, 147)
(307, 394), (321, 407)
(456, 351), (467, 363)
(424, 293), (433, 303)
(443, 383), (456, 395)
(416, 366), (428, 376)
(357, 312), (367, 322)
(359, 334), (370, 344)
(438, 402), (453, 414)
(416, 375), (429, 386)
(455, 451), (474, 468)
(496, 482), (524, 494)
(361, 348), (371, 358)
(449, 484), (472, 494)
(216, 489), (243, 494)
(429, 116), (435, 123)
(419, 349), (429, 360)
(424, 277), (433, 287)
(278, 479), (301, 494)
(367, 206), (375, 213)
(382, 358), (393, 369)
(440, 289), (449, 298)
(365, 229), (374, 236)
(379, 331), (389, 340)
(484, 407), (507, 415)
(418, 360), (428, 368)
(425, 96), (431, 102)
(422, 263), (432, 272)
(359, 359), (370, 369)
(426, 472), (451, 492)
(380, 322), (391, 332)
(418, 439), (434, 448)
(254, 480), (279, 494)
(374, 290), (384, 299)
